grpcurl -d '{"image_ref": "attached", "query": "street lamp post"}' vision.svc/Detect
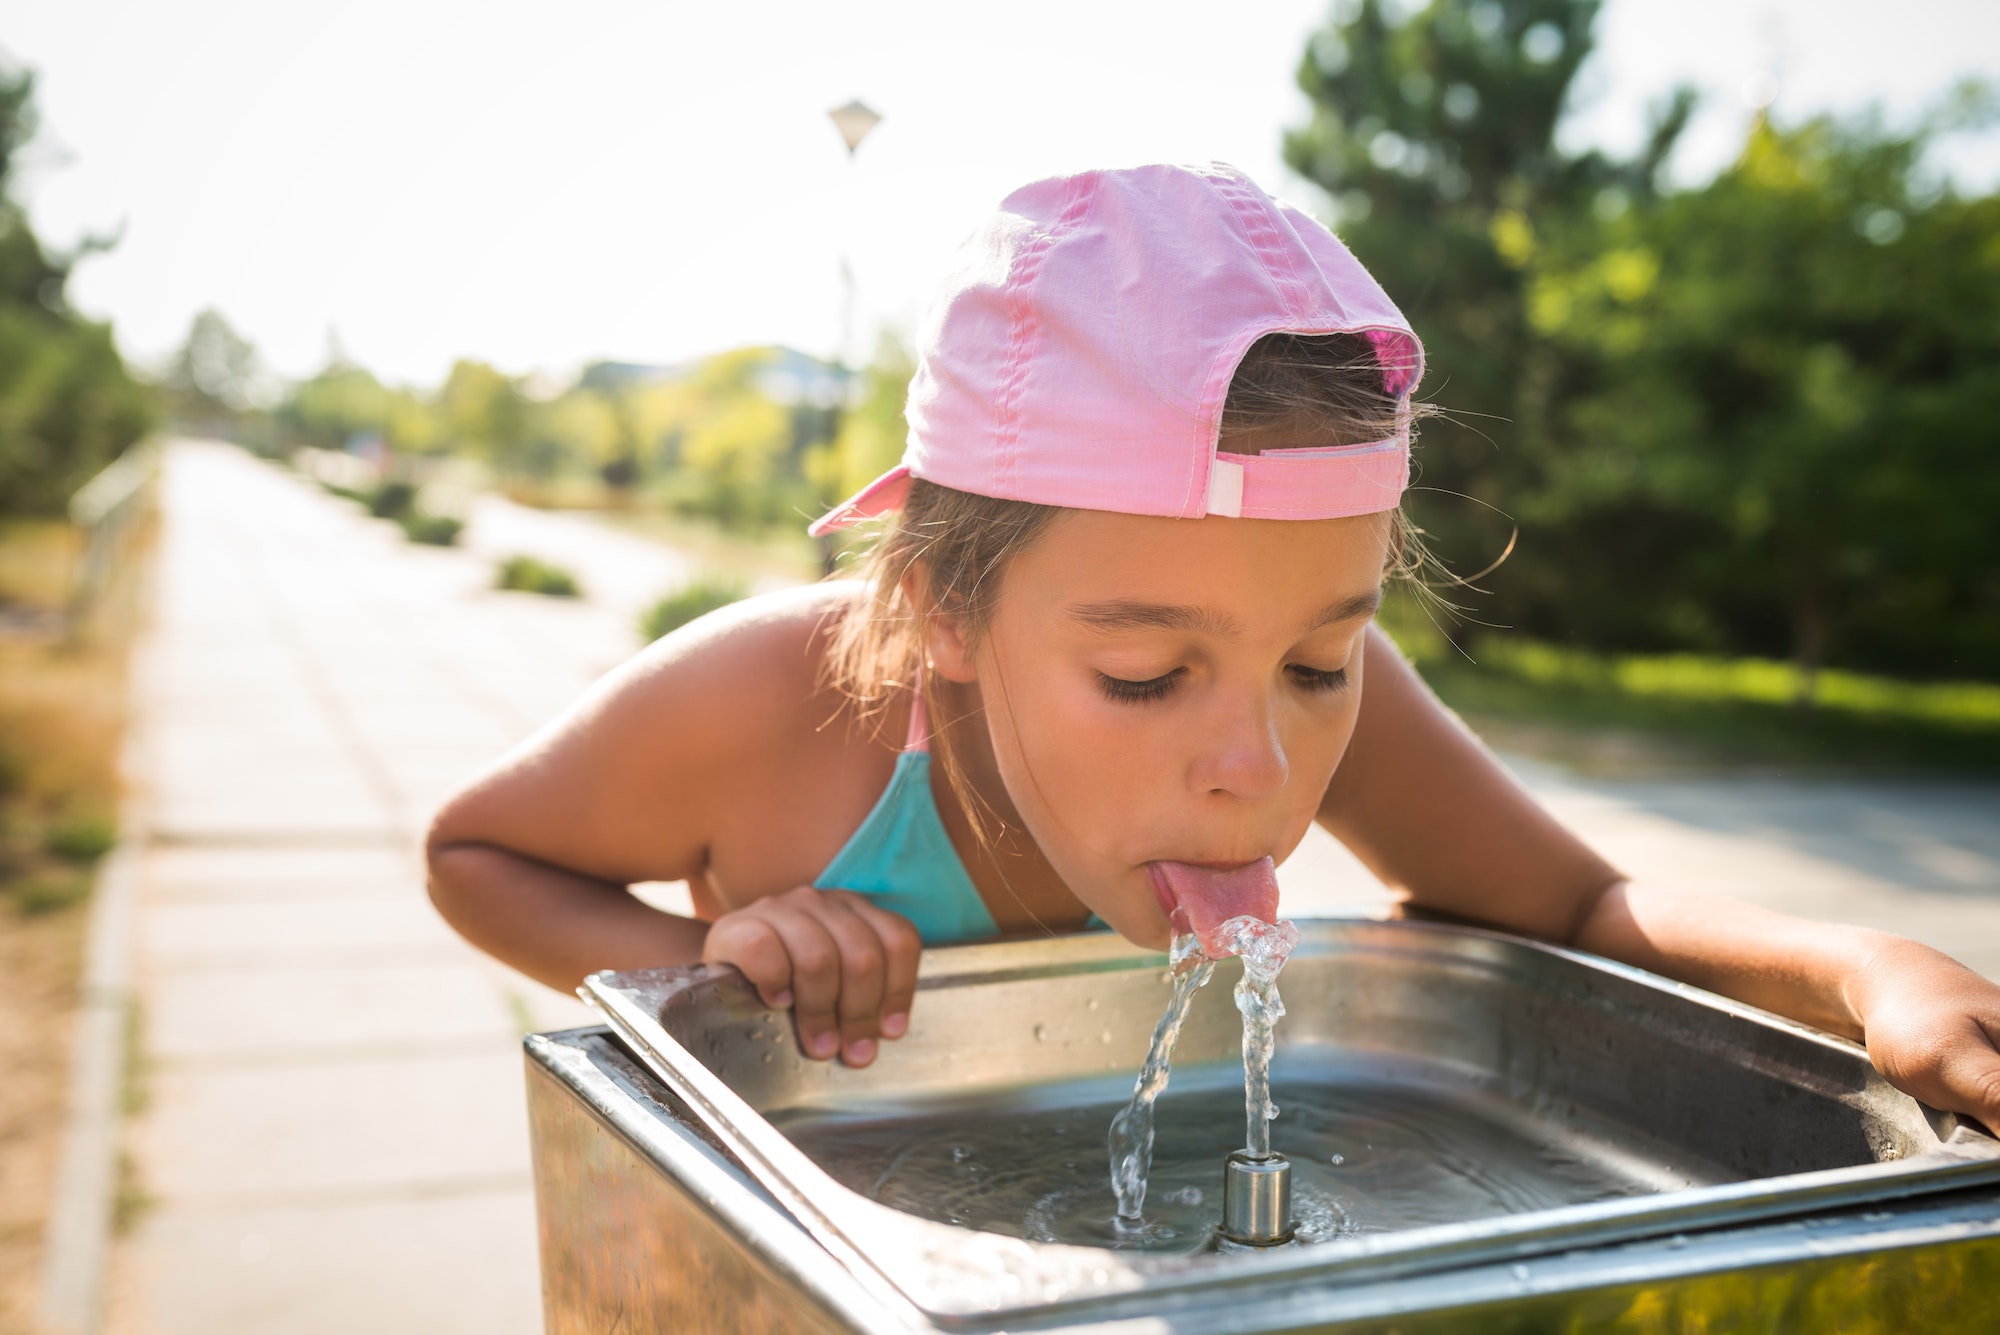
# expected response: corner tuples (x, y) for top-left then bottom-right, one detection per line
(817, 100), (883, 576)
(826, 99), (882, 372)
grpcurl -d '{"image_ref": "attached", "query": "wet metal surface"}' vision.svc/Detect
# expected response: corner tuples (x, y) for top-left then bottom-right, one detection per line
(549, 919), (2000, 1329)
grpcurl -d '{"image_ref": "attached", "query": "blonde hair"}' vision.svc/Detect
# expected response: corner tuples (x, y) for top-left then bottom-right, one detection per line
(820, 331), (1431, 844)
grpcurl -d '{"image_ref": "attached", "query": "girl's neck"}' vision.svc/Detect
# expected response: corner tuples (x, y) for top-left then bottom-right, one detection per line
(926, 677), (1093, 934)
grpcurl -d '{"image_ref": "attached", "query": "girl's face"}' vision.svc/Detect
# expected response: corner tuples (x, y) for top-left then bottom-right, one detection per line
(939, 507), (1391, 948)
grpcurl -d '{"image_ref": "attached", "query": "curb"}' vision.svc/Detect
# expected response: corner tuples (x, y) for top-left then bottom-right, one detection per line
(36, 817), (142, 1335)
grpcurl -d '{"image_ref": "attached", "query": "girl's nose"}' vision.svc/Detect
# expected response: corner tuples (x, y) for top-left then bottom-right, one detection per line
(1190, 695), (1290, 802)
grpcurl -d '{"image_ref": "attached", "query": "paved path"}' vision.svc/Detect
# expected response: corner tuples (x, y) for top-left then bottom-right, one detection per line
(1283, 761), (2000, 980)
(109, 444), (631, 1335)
(106, 441), (2000, 1333)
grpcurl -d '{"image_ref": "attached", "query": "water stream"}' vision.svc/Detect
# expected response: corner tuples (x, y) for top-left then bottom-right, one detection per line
(1105, 915), (1301, 1230)
(1107, 933), (1215, 1225)
(1221, 916), (1301, 1159)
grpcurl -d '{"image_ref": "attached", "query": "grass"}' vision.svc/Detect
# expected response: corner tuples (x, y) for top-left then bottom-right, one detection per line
(495, 554), (582, 598)
(0, 516), (140, 1321)
(0, 521), (129, 913)
(1382, 596), (2000, 774)
(0, 518), (80, 609)
(639, 572), (749, 642)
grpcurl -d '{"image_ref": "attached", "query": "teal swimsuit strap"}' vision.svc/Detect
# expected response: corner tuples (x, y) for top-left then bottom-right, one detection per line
(813, 694), (1000, 944)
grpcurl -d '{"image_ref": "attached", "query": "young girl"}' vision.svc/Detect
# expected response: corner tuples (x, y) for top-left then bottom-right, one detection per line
(426, 162), (2000, 1128)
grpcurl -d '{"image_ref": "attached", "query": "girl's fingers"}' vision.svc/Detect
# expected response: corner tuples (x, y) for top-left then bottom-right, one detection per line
(810, 898), (889, 1065)
(848, 899), (921, 1040)
(1931, 1032), (2000, 1133)
(702, 890), (922, 1068)
(702, 916), (795, 1010)
(756, 905), (846, 1061)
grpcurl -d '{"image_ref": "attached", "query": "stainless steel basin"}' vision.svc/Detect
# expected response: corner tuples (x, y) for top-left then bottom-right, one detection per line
(532, 917), (2000, 1331)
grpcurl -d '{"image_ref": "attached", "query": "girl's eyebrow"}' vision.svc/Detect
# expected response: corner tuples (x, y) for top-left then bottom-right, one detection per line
(1307, 589), (1384, 632)
(1068, 600), (1242, 636)
(1066, 589), (1381, 638)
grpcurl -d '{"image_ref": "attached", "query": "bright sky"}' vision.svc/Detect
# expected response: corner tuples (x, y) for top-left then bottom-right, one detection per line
(8, 0), (1998, 388)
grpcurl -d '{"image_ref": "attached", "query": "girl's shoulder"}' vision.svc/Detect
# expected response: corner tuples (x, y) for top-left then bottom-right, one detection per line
(614, 579), (887, 755)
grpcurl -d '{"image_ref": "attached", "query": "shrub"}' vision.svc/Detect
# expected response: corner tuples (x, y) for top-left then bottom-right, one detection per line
(639, 573), (749, 642)
(400, 512), (464, 546)
(10, 869), (91, 915)
(46, 810), (116, 862)
(320, 481), (373, 506)
(367, 480), (419, 520)
(495, 555), (581, 598)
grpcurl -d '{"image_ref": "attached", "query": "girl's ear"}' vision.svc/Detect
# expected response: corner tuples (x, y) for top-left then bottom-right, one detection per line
(924, 612), (978, 683)
(901, 567), (979, 683)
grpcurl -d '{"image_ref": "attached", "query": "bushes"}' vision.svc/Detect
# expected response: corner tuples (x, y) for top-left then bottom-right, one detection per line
(0, 70), (155, 519)
(367, 481), (419, 520)
(318, 476), (464, 547)
(400, 513), (463, 546)
(639, 573), (747, 641)
(495, 555), (581, 598)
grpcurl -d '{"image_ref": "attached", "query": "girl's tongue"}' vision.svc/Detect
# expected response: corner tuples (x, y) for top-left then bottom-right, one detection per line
(1148, 857), (1281, 959)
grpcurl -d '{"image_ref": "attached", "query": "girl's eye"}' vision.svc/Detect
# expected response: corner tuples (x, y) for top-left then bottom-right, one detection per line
(1097, 669), (1184, 704)
(1288, 665), (1350, 694)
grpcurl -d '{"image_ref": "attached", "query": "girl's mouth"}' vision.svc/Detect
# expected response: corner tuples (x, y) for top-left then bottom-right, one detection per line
(1146, 857), (1281, 957)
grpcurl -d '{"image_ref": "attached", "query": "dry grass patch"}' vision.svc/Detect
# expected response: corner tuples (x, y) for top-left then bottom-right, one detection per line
(0, 517), (139, 1331)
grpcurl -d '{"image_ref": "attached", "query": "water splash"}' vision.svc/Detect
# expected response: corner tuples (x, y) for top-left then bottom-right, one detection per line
(1107, 933), (1214, 1223)
(1218, 915), (1301, 1158)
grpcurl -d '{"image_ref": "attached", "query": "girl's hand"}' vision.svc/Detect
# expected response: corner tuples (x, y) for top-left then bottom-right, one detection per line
(1852, 938), (2000, 1133)
(701, 886), (922, 1069)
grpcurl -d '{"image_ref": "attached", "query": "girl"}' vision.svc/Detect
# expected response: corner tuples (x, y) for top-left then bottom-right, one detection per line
(426, 163), (2000, 1127)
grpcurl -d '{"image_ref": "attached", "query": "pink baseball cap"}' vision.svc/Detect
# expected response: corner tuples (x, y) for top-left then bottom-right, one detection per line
(809, 162), (1423, 537)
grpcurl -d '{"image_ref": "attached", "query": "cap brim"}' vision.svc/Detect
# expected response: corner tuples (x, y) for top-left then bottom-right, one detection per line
(807, 465), (913, 537)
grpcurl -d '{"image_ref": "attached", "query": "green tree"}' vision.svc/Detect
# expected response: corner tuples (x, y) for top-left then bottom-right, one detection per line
(1526, 103), (2000, 688)
(677, 349), (797, 526)
(0, 65), (153, 515)
(438, 359), (533, 474)
(162, 307), (264, 432)
(1285, 0), (1688, 596)
(812, 332), (913, 505)
(278, 362), (395, 451)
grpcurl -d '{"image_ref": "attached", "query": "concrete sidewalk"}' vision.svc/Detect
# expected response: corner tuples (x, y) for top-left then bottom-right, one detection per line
(107, 444), (637, 1335)
(101, 441), (2000, 1333)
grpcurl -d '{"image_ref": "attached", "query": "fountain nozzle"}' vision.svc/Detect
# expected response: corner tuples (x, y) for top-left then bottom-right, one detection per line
(1220, 1149), (1295, 1246)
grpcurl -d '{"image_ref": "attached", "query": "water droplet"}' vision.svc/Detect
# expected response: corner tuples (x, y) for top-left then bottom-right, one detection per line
(1329, 1153), (1345, 1166)
(1033, 1023), (1049, 1043)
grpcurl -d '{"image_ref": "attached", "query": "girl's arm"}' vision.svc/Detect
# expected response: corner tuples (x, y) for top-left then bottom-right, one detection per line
(425, 589), (922, 1067)
(1320, 625), (2000, 1127)
(426, 612), (761, 989)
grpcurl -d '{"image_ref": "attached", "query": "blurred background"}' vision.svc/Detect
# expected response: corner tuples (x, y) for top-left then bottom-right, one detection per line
(1, 1), (1996, 1332)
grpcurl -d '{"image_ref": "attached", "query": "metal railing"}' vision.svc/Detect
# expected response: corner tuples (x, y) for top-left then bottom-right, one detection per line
(66, 439), (162, 634)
